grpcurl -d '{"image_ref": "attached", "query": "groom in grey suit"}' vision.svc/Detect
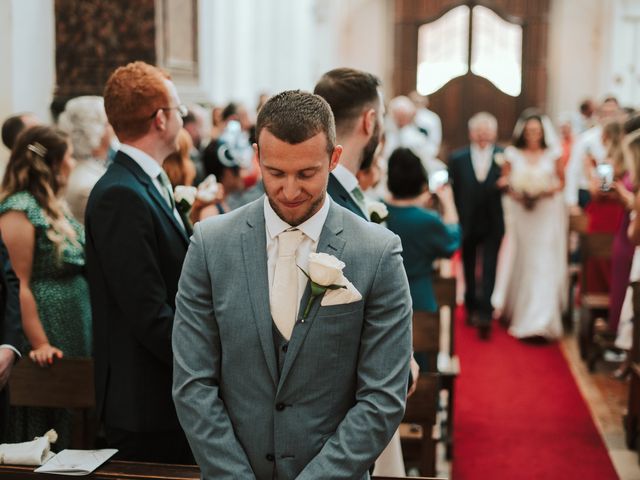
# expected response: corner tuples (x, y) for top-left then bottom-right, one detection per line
(172, 90), (412, 479)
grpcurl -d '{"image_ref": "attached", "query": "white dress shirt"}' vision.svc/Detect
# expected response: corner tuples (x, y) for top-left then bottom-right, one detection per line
(414, 107), (443, 153)
(0, 344), (20, 357)
(565, 125), (606, 206)
(264, 196), (330, 319)
(119, 144), (185, 228)
(331, 164), (358, 195)
(470, 144), (493, 182)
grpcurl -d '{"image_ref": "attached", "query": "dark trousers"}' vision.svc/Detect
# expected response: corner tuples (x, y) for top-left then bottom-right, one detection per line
(105, 425), (195, 465)
(462, 232), (503, 324)
(0, 389), (8, 442)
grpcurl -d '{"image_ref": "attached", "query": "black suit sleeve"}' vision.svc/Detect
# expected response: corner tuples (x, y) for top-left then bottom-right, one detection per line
(1, 239), (22, 349)
(88, 186), (174, 366)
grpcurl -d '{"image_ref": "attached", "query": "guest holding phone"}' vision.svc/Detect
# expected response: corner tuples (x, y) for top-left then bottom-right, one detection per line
(384, 147), (460, 315)
(585, 120), (635, 334)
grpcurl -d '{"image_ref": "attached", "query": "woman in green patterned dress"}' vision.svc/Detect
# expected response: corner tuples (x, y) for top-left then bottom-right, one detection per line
(0, 125), (92, 449)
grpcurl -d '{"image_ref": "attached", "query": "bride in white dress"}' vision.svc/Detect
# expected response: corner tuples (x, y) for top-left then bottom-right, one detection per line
(495, 112), (567, 340)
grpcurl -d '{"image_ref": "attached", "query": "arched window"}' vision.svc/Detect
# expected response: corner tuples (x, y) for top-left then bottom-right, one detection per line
(471, 6), (523, 96)
(417, 5), (470, 95)
(416, 4), (523, 97)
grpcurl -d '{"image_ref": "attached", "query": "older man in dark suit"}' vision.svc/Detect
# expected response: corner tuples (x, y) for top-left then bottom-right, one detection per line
(0, 236), (22, 441)
(449, 112), (505, 339)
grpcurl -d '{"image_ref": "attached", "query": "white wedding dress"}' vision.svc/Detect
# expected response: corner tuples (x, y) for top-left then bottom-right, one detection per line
(494, 146), (567, 339)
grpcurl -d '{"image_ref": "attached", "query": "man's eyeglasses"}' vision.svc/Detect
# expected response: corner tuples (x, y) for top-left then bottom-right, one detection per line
(148, 104), (188, 119)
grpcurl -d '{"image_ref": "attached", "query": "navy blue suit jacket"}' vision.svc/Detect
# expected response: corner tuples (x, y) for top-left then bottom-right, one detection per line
(448, 145), (505, 240)
(85, 151), (189, 433)
(327, 173), (367, 220)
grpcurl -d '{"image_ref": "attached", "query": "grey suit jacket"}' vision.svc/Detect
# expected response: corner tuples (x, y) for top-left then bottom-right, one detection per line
(172, 197), (412, 480)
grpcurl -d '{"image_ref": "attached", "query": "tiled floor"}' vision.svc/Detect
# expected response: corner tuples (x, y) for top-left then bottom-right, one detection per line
(561, 334), (640, 480)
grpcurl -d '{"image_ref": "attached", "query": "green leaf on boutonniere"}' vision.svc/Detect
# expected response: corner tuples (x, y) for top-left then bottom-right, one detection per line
(370, 211), (384, 224)
(177, 198), (192, 215)
(298, 266), (346, 320)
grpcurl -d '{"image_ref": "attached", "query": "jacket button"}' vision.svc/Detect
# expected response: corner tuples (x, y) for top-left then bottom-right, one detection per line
(276, 402), (285, 411)
(266, 453), (274, 461)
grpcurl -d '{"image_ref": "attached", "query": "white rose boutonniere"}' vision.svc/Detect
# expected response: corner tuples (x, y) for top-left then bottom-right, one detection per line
(494, 152), (506, 167)
(174, 185), (197, 229)
(367, 201), (389, 224)
(174, 185), (197, 212)
(298, 253), (347, 319)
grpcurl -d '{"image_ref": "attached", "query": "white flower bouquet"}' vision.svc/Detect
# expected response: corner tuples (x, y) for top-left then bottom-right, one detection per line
(510, 165), (553, 210)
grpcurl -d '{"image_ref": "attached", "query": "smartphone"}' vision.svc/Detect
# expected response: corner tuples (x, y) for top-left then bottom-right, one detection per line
(429, 170), (449, 191)
(596, 164), (613, 191)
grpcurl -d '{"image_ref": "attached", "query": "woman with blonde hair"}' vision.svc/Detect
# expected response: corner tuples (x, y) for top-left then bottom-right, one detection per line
(0, 125), (91, 449)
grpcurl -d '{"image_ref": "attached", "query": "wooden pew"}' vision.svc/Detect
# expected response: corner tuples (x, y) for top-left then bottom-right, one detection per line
(432, 276), (459, 459)
(399, 372), (441, 478)
(0, 461), (445, 479)
(400, 303), (453, 476)
(565, 213), (589, 331)
(8, 357), (96, 448)
(578, 232), (614, 371)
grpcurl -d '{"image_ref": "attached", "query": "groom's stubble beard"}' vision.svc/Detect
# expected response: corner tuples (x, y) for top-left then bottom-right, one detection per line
(268, 186), (327, 227)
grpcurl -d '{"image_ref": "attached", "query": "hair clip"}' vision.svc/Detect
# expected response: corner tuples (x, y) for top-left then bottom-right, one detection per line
(27, 142), (47, 158)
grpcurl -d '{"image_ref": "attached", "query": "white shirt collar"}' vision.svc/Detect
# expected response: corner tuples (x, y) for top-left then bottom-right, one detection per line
(119, 144), (163, 180)
(331, 163), (359, 193)
(264, 195), (330, 243)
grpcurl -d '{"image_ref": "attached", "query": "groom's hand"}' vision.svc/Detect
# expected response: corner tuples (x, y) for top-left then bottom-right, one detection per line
(407, 354), (420, 398)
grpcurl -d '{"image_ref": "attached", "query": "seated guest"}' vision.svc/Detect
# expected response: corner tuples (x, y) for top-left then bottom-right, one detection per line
(385, 96), (446, 177)
(0, 125), (91, 449)
(163, 128), (196, 188)
(200, 136), (246, 217)
(384, 147), (461, 313)
(58, 96), (112, 224)
(0, 236), (22, 442)
(1, 113), (40, 151)
(182, 106), (209, 183)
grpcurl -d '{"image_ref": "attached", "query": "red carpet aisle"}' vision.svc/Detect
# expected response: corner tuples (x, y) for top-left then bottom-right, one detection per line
(451, 307), (619, 479)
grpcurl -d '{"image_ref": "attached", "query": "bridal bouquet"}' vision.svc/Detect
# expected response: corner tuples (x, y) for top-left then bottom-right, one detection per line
(510, 165), (551, 210)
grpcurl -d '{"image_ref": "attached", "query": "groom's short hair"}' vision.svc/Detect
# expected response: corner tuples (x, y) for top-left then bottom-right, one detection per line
(255, 90), (336, 155)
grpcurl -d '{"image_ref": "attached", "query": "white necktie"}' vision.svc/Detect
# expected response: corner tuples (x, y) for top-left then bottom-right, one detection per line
(271, 229), (304, 340)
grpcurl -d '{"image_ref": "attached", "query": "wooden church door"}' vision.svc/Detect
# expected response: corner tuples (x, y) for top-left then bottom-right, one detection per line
(394, 0), (550, 154)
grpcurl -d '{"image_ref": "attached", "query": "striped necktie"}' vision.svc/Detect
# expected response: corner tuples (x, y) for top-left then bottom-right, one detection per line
(351, 186), (369, 219)
(157, 171), (176, 210)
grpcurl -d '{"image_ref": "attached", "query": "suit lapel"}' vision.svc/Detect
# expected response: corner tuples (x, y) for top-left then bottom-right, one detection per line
(241, 202), (279, 387)
(328, 173), (367, 220)
(276, 202), (347, 394)
(145, 183), (190, 245)
(115, 153), (190, 246)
